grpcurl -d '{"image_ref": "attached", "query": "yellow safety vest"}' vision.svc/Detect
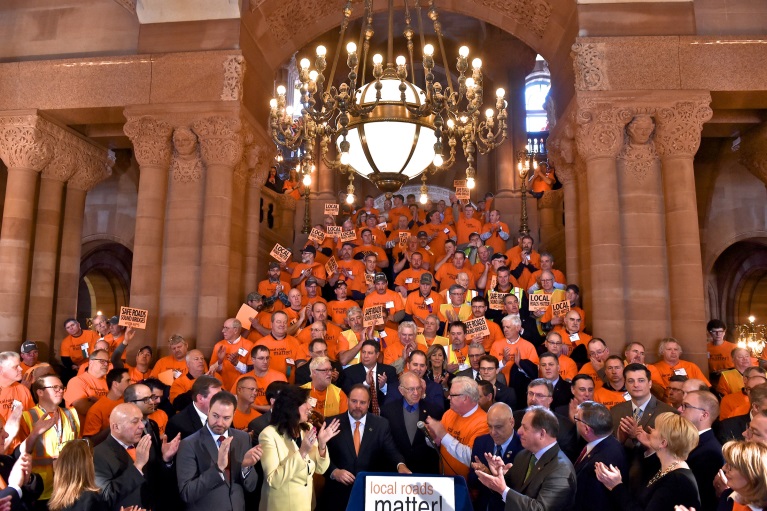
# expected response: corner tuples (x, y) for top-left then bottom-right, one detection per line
(23, 406), (80, 500)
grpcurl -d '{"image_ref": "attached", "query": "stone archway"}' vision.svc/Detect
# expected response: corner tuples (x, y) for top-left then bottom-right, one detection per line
(710, 238), (767, 328)
(76, 241), (133, 327)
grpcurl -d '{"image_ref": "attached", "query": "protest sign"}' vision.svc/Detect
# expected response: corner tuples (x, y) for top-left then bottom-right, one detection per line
(118, 307), (148, 329)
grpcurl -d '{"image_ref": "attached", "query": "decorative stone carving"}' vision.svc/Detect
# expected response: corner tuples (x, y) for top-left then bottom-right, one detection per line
(475, 0), (551, 37)
(170, 127), (203, 183)
(267, 0), (342, 45)
(221, 55), (245, 101)
(538, 188), (563, 209)
(69, 145), (115, 192)
(36, 119), (81, 182)
(251, 167), (270, 188)
(571, 43), (609, 92)
(738, 123), (767, 185)
(654, 99), (713, 158)
(0, 115), (55, 171)
(575, 99), (632, 161)
(192, 116), (243, 168)
(124, 116), (174, 168)
(618, 114), (659, 183)
(275, 191), (297, 211)
(112, 0), (137, 14)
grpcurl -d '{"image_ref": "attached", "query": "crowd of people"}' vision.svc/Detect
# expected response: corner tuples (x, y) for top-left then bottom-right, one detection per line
(0, 193), (765, 511)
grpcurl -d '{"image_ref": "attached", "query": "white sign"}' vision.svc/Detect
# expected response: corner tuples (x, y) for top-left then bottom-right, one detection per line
(365, 476), (455, 511)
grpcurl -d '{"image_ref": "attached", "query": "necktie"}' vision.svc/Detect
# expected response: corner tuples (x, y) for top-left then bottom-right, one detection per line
(353, 421), (361, 455)
(218, 436), (231, 480)
(217, 435), (226, 447)
(0, 475), (6, 490)
(633, 406), (643, 422)
(575, 446), (588, 465)
(524, 454), (537, 483)
(495, 444), (502, 457)
(126, 445), (137, 462)
(369, 370), (380, 415)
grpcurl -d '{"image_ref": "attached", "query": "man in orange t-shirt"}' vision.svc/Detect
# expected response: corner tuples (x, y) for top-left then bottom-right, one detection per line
(467, 297), (505, 352)
(706, 319), (741, 373)
(505, 235), (541, 291)
(295, 302), (344, 360)
(420, 211), (456, 262)
(490, 315), (540, 368)
(258, 262), (291, 311)
(405, 273), (444, 327)
(327, 281), (357, 328)
(434, 248), (476, 293)
(232, 376), (260, 430)
(209, 318), (254, 390)
(60, 318), (100, 371)
(63, 349), (110, 418)
(651, 338), (710, 390)
(480, 209), (511, 256)
(0, 352), (35, 422)
(82, 367), (130, 437)
(593, 356), (630, 409)
(300, 356), (348, 417)
(543, 332), (578, 381)
(394, 251), (429, 297)
(168, 349), (210, 406)
(253, 311), (302, 382)
(353, 231), (389, 271)
(333, 242), (369, 299)
(291, 245), (327, 295)
(362, 272), (405, 325)
(424, 376), (489, 478)
(230, 345), (287, 414)
(454, 203), (483, 245)
(551, 311), (592, 355)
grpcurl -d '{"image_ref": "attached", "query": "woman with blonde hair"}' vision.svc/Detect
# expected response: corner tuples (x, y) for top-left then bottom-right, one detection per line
(596, 412), (701, 511)
(48, 440), (143, 511)
(719, 440), (767, 511)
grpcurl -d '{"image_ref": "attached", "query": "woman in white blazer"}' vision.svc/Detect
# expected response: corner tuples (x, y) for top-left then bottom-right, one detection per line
(259, 385), (340, 511)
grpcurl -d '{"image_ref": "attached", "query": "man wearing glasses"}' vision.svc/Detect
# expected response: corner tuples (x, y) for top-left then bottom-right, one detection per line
(64, 348), (110, 418)
(19, 374), (81, 503)
(680, 390), (724, 511)
(381, 371), (441, 474)
(300, 356), (348, 417)
(424, 376), (489, 479)
(512, 379), (578, 461)
(0, 352), (34, 422)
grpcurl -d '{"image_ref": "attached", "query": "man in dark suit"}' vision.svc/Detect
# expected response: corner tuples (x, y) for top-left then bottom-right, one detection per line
(94, 402), (181, 510)
(681, 390), (724, 511)
(715, 383), (767, 443)
(572, 401), (627, 511)
(384, 350), (445, 418)
(476, 405), (576, 511)
(476, 355), (516, 410)
(319, 384), (411, 511)
(456, 343), (488, 381)
(538, 352), (572, 410)
(341, 340), (398, 408)
(166, 375), (222, 440)
(512, 379), (578, 461)
(469, 403), (523, 511)
(176, 391), (262, 511)
(380, 371), (441, 474)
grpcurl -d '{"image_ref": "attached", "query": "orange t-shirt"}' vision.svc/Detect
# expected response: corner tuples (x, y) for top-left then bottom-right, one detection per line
(489, 338), (540, 367)
(577, 362), (604, 390)
(232, 370), (289, 408)
(209, 337), (255, 390)
(559, 355), (578, 381)
(126, 365), (152, 384)
(528, 269), (567, 289)
(363, 289), (405, 320)
(505, 249), (541, 290)
(296, 322), (344, 360)
(470, 318), (505, 352)
(169, 374), (194, 404)
(382, 337), (428, 366)
(60, 330), (100, 366)
(719, 391), (749, 420)
(63, 372), (108, 405)
(151, 356), (190, 381)
(435, 262), (476, 293)
(149, 409), (168, 436)
(454, 217), (483, 245)
(405, 291), (445, 325)
(233, 407), (261, 430)
(651, 360), (710, 390)
(593, 386), (629, 409)
(707, 341), (738, 373)
(257, 279), (292, 309)
(253, 336), (302, 381)
(82, 396), (122, 436)
(0, 383), (34, 422)
(307, 386), (348, 417)
(336, 259), (368, 295)
(440, 407), (489, 478)
(552, 327), (591, 350)
(291, 262), (327, 294)
(394, 268), (429, 293)
(419, 223), (455, 260)
(480, 222), (511, 255)
(352, 246), (388, 268)
(327, 300), (358, 328)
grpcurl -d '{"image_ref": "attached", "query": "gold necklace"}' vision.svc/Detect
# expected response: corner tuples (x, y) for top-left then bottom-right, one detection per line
(647, 460), (680, 486)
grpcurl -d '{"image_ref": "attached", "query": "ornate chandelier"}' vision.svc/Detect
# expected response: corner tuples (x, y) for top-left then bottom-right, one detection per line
(736, 315), (767, 359)
(268, 0), (508, 201)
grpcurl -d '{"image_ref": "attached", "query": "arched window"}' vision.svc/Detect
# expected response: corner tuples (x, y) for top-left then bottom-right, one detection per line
(525, 55), (551, 132)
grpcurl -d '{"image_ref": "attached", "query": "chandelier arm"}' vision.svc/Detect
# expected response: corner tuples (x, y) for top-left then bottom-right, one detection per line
(327, 1), (353, 93)
(428, 0), (454, 94)
(403, 0), (416, 84)
(387, 0), (395, 65)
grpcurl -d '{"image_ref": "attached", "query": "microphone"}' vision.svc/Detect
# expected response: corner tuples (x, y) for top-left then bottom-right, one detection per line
(417, 420), (435, 445)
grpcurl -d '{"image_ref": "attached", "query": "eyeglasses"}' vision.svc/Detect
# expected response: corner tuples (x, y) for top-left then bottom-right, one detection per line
(400, 386), (421, 394)
(130, 396), (159, 404)
(526, 391), (551, 400)
(681, 402), (706, 412)
(573, 417), (590, 428)
(589, 348), (607, 357)
(43, 385), (66, 392)
(546, 341), (563, 346)
(90, 359), (109, 365)
(314, 368), (332, 373)
(448, 393), (466, 399)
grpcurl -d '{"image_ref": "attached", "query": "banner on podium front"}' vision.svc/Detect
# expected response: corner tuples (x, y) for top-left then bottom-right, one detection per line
(366, 476), (455, 511)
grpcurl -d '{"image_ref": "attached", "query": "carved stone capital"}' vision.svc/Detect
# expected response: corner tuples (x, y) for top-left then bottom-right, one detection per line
(0, 114), (55, 171)
(739, 123), (767, 185)
(37, 119), (81, 182)
(473, 0), (552, 37)
(124, 116), (174, 168)
(575, 98), (633, 161)
(221, 55), (245, 101)
(251, 167), (270, 188)
(537, 188), (563, 209)
(69, 143), (114, 192)
(192, 116), (243, 168)
(618, 114), (660, 183)
(170, 127), (203, 184)
(571, 42), (609, 92)
(654, 98), (713, 158)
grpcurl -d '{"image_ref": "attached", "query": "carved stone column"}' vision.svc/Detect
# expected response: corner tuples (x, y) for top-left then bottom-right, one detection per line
(547, 115), (579, 283)
(26, 123), (80, 351)
(739, 122), (767, 187)
(576, 98), (632, 347)
(537, 189), (564, 258)
(0, 114), (54, 349)
(124, 115), (174, 348)
(242, 147), (269, 297)
(655, 97), (713, 364)
(157, 125), (204, 349)
(617, 113), (671, 346)
(53, 148), (113, 348)
(574, 157), (592, 319)
(192, 115), (242, 353)
(228, 125), (251, 313)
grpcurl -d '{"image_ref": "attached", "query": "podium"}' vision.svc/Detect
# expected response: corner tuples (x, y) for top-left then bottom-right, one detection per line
(345, 472), (472, 511)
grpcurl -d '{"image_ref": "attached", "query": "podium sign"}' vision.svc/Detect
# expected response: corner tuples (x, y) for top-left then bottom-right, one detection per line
(365, 475), (455, 511)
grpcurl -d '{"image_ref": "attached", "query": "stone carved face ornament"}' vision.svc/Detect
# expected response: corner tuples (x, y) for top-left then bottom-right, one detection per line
(627, 115), (655, 145)
(173, 128), (198, 156)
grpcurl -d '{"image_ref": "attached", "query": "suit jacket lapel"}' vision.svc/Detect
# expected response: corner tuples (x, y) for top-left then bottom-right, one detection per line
(640, 397), (657, 428)
(340, 415), (358, 459)
(200, 429), (221, 472)
(520, 445), (558, 493)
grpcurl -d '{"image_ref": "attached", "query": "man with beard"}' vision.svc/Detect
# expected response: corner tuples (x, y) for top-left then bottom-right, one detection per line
(258, 262), (291, 311)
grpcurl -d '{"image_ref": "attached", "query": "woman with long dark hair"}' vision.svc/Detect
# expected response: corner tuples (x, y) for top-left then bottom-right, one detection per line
(258, 385), (340, 510)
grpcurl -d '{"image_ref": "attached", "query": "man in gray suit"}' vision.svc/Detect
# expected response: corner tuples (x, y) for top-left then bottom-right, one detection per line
(475, 405), (576, 511)
(176, 391), (263, 511)
(610, 363), (678, 446)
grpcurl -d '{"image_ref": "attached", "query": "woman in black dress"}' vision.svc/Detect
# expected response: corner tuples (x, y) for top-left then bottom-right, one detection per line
(595, 412), (701, 511)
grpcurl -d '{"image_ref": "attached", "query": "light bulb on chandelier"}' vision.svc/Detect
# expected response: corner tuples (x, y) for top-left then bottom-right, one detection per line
(302, 173), (312, 186)
(467, 177), (475, 190)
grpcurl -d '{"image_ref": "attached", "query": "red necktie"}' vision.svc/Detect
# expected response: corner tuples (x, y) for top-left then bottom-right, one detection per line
(575, 446), (588, 465)
(369, 370), (380, 415)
